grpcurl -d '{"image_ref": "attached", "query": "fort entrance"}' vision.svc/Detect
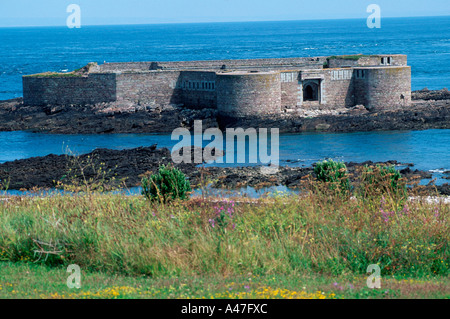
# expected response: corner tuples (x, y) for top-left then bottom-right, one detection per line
(303, 81), (319, 101)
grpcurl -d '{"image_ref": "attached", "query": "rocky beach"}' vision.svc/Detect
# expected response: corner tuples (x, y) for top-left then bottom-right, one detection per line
(1, 144), (448, 195)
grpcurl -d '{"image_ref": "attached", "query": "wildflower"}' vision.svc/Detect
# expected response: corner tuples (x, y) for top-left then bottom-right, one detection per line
(403, 204), (410, 215)
(434, 207), (439, 219)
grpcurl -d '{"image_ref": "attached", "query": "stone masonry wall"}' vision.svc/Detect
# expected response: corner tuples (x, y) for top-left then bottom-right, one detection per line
(327, 55), (407, 68)
(22, 73), (116, 106)
(216, 72), (281, 117)
(280, 71), (300, 110)
(321, 69), (354, 108)
(363, 67), (411, 110)
(115, 71), (182, 107)
(178, 71), (217, 109)
(98, 57), (326, 72)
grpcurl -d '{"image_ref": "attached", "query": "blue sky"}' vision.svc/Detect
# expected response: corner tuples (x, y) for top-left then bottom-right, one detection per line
(0, 0), (449, 27)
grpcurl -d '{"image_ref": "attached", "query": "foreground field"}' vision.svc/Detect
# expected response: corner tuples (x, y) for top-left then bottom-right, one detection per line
(1, 262), (449, 299)
(0, 190), (449, 299)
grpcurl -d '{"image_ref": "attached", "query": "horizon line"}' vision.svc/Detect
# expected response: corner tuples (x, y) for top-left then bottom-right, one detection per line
(0, 14), (449, 28)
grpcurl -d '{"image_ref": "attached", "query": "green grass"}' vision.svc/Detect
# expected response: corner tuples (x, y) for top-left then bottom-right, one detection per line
(328, 55), (370, 61)
(24, 72), (83, 78)
(1, 262), (448, 299)
(0, 174), (448, 299)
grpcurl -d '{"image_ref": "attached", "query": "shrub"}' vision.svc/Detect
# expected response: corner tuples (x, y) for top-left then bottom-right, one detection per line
(141, 165), (191, 202)
(313, 159), (351, 192)
(359, 164), (407, 200)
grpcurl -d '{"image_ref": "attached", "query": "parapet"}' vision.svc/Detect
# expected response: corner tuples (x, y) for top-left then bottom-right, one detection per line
(327, 54), (407, 68)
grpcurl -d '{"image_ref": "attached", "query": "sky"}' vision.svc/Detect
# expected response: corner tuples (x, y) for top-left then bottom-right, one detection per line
(0, 0), (449, 27)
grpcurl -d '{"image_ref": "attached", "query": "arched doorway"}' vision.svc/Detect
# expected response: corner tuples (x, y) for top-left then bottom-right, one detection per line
(303, 82), (319, 101)
(304, 85), (314, 100)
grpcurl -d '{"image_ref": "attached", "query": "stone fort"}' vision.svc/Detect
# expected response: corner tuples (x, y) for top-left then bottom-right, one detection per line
(23, 54), (411, 117)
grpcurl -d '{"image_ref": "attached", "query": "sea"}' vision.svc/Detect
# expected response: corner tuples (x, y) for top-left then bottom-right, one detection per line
(0, 17), (449, 193)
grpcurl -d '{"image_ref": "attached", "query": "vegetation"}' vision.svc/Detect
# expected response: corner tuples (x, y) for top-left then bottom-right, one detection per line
(55, 151), (124, 193)
(313, 159), (351, 193)
(0, 163), (448, 299)
(327, 55), (369, 61)
(1, 262), (448, 299)
(358, 164), (407, 201)
(141, 165), (191, 202)
(24, 72), (83, 78)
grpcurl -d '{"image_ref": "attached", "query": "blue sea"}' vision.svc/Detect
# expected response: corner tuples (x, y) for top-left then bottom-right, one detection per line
(0, 16), (450, 100)
(0, 17), (449, 191)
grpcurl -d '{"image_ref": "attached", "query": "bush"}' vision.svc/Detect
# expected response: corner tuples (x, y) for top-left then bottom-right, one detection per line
(141, 165), (191, 202)
(313, 159), (351, 193)
(359, 165), (407, 199)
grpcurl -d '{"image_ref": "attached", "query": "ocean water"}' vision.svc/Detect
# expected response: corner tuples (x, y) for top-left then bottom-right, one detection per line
(0, 17), (449, 190)
(0, 16), (450, 100)
(0, 129), (448, 185)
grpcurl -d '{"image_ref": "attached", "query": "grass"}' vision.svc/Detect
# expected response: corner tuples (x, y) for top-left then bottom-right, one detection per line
(0, 180), (449, 299)
(328, 55), (370, 61)
(24, 72), (83, 78)
(1, 262), (448, 299)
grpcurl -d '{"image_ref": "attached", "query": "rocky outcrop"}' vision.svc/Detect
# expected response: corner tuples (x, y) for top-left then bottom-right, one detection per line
(219, 98), (450, 133)
(412, 88), (450, 101)
(0, 146), (445, 195)
(0, 90), (449, 134)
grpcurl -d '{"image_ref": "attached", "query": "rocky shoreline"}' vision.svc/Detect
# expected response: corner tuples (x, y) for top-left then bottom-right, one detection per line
(1, 145), (448, 196)
(0, 89), (449, 134)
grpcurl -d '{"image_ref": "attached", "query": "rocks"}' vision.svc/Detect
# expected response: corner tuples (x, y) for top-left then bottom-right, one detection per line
(0, 90), (449, 134)
(399, 167), (433, 179)
(0, 147), (444, 196)
(0, 146), (197, 190)
(436, 184), (450, 196)
(412, 88), (450, 101)
(315, 123), (331, 130)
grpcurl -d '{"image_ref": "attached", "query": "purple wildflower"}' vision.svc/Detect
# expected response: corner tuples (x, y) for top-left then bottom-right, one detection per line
(434, 207), (439, 219)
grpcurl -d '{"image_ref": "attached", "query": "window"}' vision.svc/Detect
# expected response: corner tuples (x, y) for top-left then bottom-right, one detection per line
(355, 69), (365, 79)
(381, 57), (391, 65)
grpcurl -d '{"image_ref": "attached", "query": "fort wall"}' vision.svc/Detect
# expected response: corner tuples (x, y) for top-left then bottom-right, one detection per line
(321, 69), (354, 109)
(280, 71), (300, 111)
(216, 71), (281, 117)
(114, 71), (182, 106)
(22, 73), (116, 106)
(98, 57), (326, 72)
(328, 55), (407, 68)
(22, 55), (411, 117)
(178, 71), (217, 109)
(361, 66), (411, 110)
